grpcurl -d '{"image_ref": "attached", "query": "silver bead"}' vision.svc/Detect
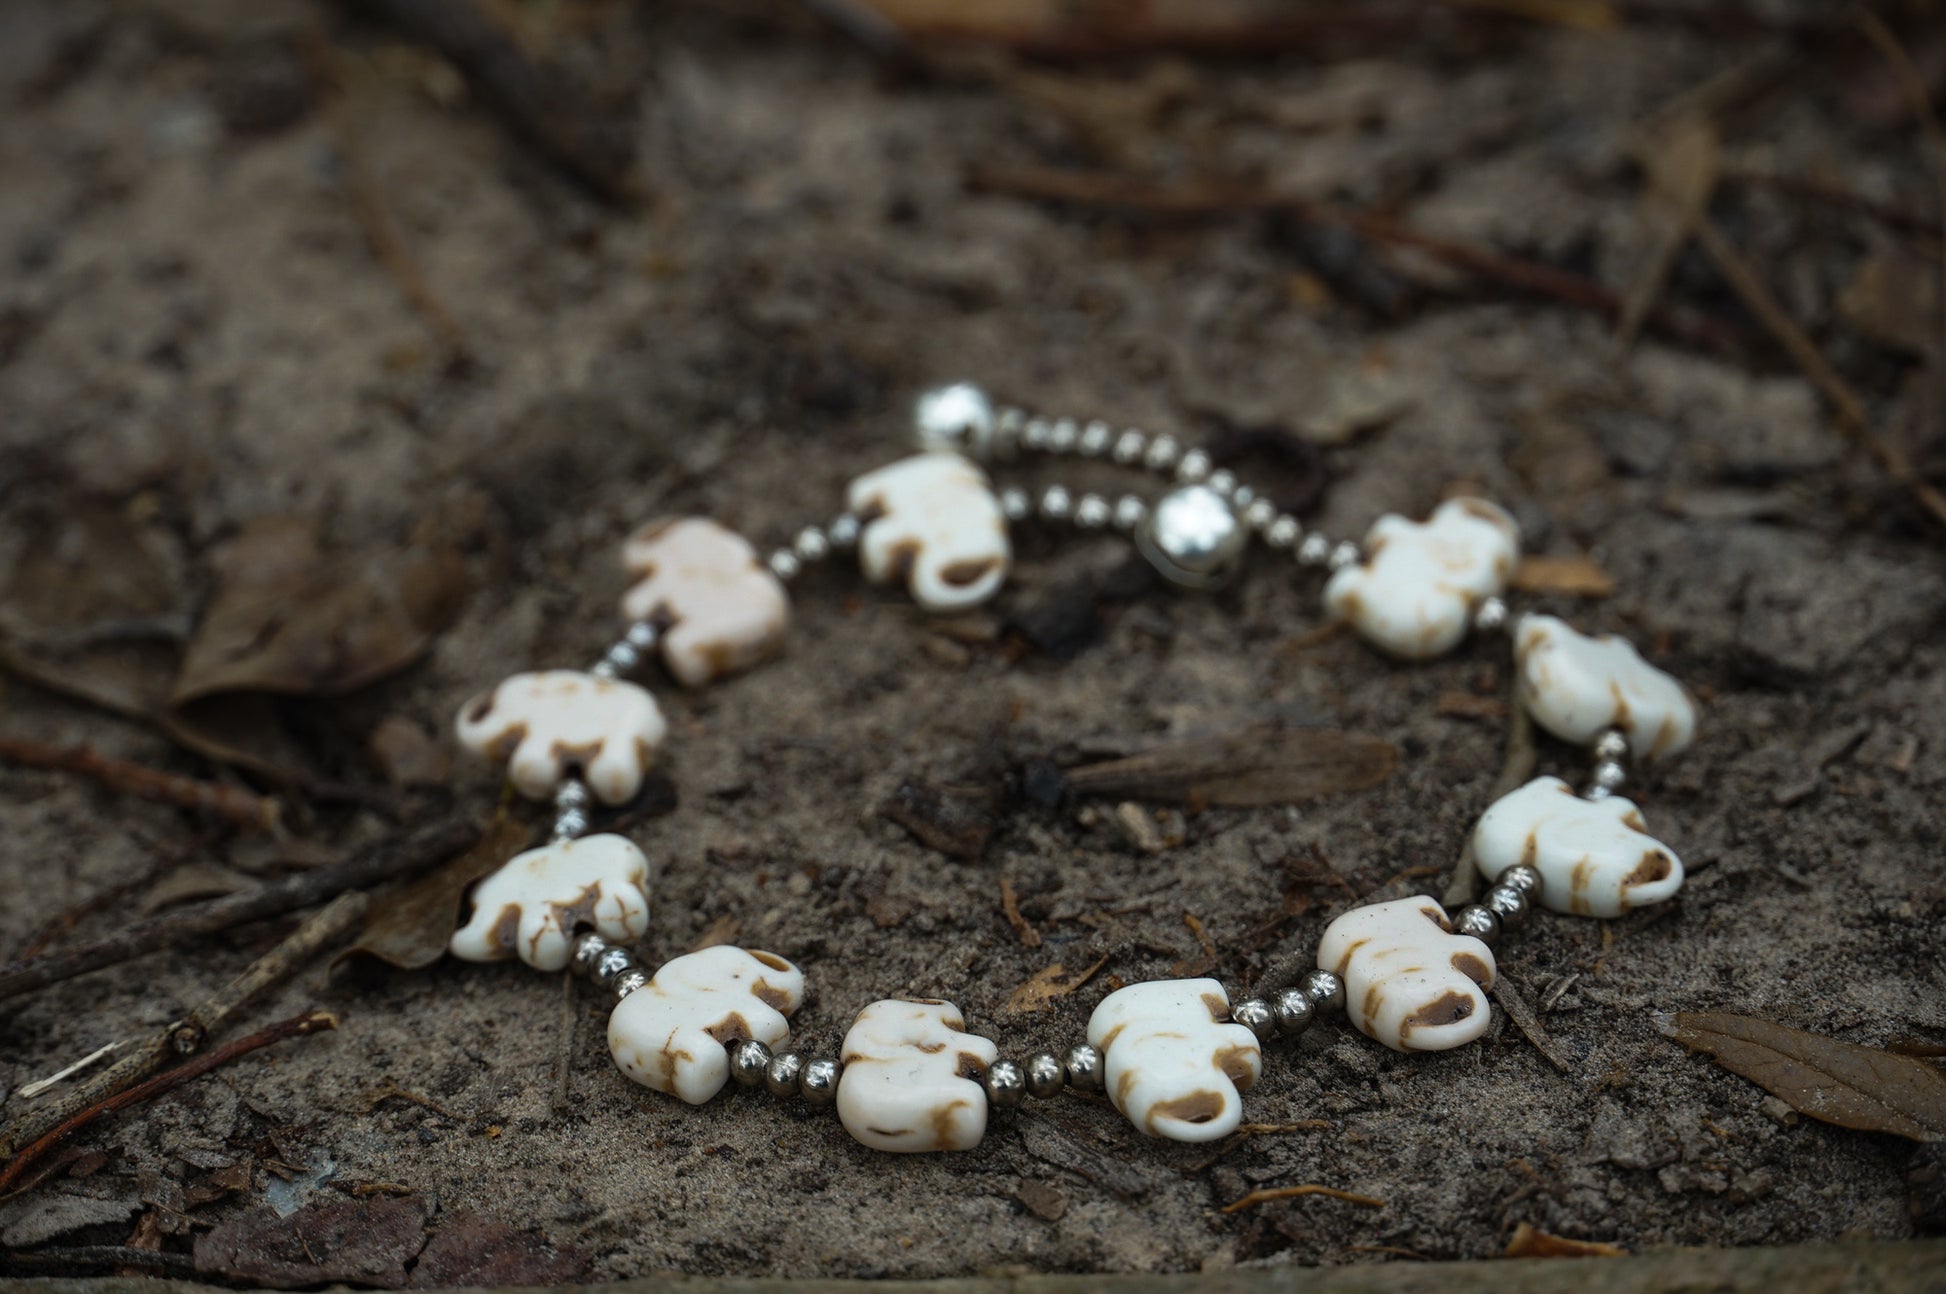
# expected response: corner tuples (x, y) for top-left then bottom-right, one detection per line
(1112, 430), (1147, 464)
(765, 1051), (805, 1097)
(1265, 515), (1301, 549)
(913, 382), (996, 457)
(1022, 417), (1053, 452)
(1242, 497), (1276, 531)
(1273, 987), (1315, 1036)
(591, 945), (639, 990)
(552, 807), (588, 841)
(1297, 533), (1332, 566)
(767, 549), (801, 582)
(1000, 486), (1031, 522)
(1039, 485), (1073, 521)
(1137, 485), (1247, 590)
(604, 641), (640, 672)
(1328, 540), (1362, 571)
(612, 968), (649, 999)
(1079, 421), (1113, 457)
(1484, 884), (1530, 930)
(624, 621), (658, 650)
(589, 659), (619, 680)
(556, 780), (591, 811)
(995, 406), (1025, 455)
(799, 1057), (841, 1106)
(1229, 484), (1256, 511)
(1300, 968), (1345, 1012)
(1593, 728), (1630, 763)
(1231, 997), (1276, 1040)
(985, 1059), (1027, 1109)
(1585, 784), (1614, 801)
(569, 931), (610, 978)
(1176, 449), (1212, 484)
(1143, 434), (1181, 473)
(1499, 864), (1544, 900)
(1453, 904), (1501, 946)
(1111, 494), (1148, 532)
(1473, 596), (1509, 633)
(1206, 468), (1238, 498)
(794, 526), (830, 563)
(1025, 1052), (1065, 1100)
(1063, 1044), (1104, 1092)
(1073, 494), (1111, 530)
(1592, 759), (1628, 792)
(1048, 418), (1079, 454)
(730, 1038), (772, 1087)
(827, 512), (861, 550)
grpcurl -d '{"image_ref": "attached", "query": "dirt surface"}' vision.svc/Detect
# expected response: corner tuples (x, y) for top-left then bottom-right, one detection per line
(2, 0), (1944, 1283)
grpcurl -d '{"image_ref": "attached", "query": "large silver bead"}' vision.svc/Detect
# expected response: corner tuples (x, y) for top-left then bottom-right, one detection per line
(591, 945), (638, 990)
(985, 1059), (1027, 1109)
(1498, 864), (1544, 900)
(1231, 997), (1276, 1039)
(1453, 904), (1501, 946)
(1300, 968), (1346, 1012)
(612, 968), (649, 999)
(765, 1051), (805, 1098)
(913, 383), (997, 457)
(1063, 1044), (1105, 1092)
(799, 1058), (841, 1106)
(1273, 987), (1315, 1036)
(1137, 485), (1248, 590)
(569, 932), (610, 978)
(1025, 1052), (1066, 1100)
(1484, 884), (1530, 930)
(729, 1038), (772, 1088)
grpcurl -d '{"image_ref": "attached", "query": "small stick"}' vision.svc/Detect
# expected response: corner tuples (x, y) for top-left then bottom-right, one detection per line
(1493, 974), (1573, 1074)
(0, 735), (281, 833)
(1222, 1184), (1386, 1213)
(0, 1009), (338, 1192)
(1443, 695), (1535, 909)
(551, 970), (575, 1115)
(0, 819), (477, 1005)
(0, 1246), (197, 1277)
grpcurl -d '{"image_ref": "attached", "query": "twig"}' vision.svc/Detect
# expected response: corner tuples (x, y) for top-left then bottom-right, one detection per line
(0, 1009), (338, 1191)
(1492, 974), (1573, 1074)
(17, 1040), (122, 1099)
(0, 818), (477, 1005)
(0, 1246), (197, 1277)
(551, 969), (575, 1116)
(967, 166), (1744, 354)
(1222, 1184), (1386, 1213)
(999, 874), (1042, 948)
(1443, 693), (1536, 909)
(0, 735), (282, 833)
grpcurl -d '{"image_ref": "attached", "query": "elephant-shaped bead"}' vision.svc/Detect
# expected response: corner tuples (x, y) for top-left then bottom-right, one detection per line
(835, 999), (998, 1153)
(1514, 615), (1696, 761)
(454, 670), (667, 804)
(846, 453), (1010, 611)
(607, 947), (806, 1105)
(449, 834), (650, 971)
(620, 518), (790, 687)
(1317, 897), (1496, 1052)
(1086, 979), (1262, 1142)
(1473, 776), (1683, 917)
(1324, 497), (1520, 660)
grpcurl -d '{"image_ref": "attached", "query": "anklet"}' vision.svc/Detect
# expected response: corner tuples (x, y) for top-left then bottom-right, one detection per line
(448, 382), (1697, 1151)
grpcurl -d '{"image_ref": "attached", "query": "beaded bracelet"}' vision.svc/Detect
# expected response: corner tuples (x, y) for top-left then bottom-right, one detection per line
(447, 382), (1697, 1151)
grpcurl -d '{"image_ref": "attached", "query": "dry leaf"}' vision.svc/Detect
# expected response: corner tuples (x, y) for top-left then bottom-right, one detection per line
(1065, 724), (1396, 806)
(1504, 1222), (1627, 1258)
(336, 814), (531, 971)
(877, 779), (996, 860)
(1511, 554), (1616, 598)
(194, 1195), (429, 1288)
(410, 1212), (586, 1287)
(1839, 243), (1941, 357)
(1006, 955), (1110, 1014)
(1659, 1012), (1946, 1142)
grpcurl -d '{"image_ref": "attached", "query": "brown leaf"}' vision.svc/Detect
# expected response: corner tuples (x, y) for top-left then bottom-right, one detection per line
(1504, 1222), (1627, 1258)
(409, 1211), (585, 1287)
(1065, 724), (1396, 806)
(193, 1195), (429, 1288)
(336, 814), (531, 971)
(876, 779), (996, 860)
(1005, 955), (1110, 1014)
(1839, 242), (1941, 357)
(1511, 554), (1616, 598)
(1659, 1011), (1946, 1142)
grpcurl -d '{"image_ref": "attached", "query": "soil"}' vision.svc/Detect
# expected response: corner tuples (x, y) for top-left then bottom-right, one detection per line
(1, 0), (1943, 1282)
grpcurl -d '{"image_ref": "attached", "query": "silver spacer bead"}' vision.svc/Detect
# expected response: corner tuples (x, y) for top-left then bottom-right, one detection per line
(765, 1051), (805, 1098)
(1111, 494), (1148, 532)
(1144, 435), (1182, 473)
(1242, 497), (1277, 531)
(1137, 484), (1247, 590)
(1591, 759), (1628, 792)
(995, 407), (1026, 456)
(1585, 784), (1614, 801)
(1483, 884), (1530, 930)
(1273, 987), (1315, 1036)
(603, 641), (641, 673)
(1063, 1044), (1104, 1092)
(1049, 418), (1080, 454)
(1113, 429), (1148, 464)
(1039, 485), (1073, 521)
(1453, 904), (1501, 946)
(1472, 596), (1510, 634)
(556, 780), (591, 812)
(1264, 515), (1301, 549)
(799, 1058), (842, 1106)
(1297, 533), (1332, 566)
(1593, 728), (1630, 763)
(1024, 1052), (1066, 1100)
(1498, 863), (1544, 900)
(591, 945), (639, 991)
(1074, 493), (1111, 530)
(1205, 468), (1238, 499)
(730, 1038), (773, 1087)
(1176, 449), (1212, 484)
(1231, 997), (1277, 1040)
(624, 621), (658, 650)
(767, 549), (802, 582)
(589, 660), (619, 679)
(826, 512), (862, 551)
(552, 807), (589, 841)
(612, 968), (649, 999)
(569, 931), (610, 978)
(1300, 968), (1346, 1012)
(1229, 484), (1256, 511)
(984, 1059), (1027, 1110)
(1000, 486), (1031, 523)
(1328, 540), (1362, 571)
(794, 526), (830, 563)
(1022, 417), (1053, 452)
(913, 382), (996, 457)
(1079, 421), (1114, 458)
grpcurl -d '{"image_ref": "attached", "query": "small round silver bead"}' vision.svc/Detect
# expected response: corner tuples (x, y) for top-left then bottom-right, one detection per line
(624, 621), (658, 650)
(1265, 515), (1301, 549)
(1591, 759), (1628, 792)
(1483, 884), (1530, 930)
(1231, 997), (1276, 1040)
(913, 382), (996, 457)
(1300, 968), (1346, 1012)
(591, 945), (639, 991)
(1079, 421), (1114, 457)
(1176, 449), (1212, 484)
(826, 512), (862, 550)
(589, 659), (619, 680)
(1144, 435), (1181, 473)
(1000, 486), (1031, 522)
(556, 780), (590, 811)
(1498, 864), (1544, 900)
(799, 1058), (841, 1106)
(767, 549), (801, 582)
(765, 1051), (805, 1098)
(569, 931), (610, 978)
(1273, 987), (1315, 1036)
(1063, 1044), (1104, 1092)
(552, 807), (589, 841)
(1113, 430), (1147, 464)
(1111, 494), (1148, 532)
(794, 526), (830, 563)
(1229, 484), (1256, 511)
(1024, 1052), (1065, 1100)
(1073, 493), (1111, 530)
(1593, 728), (1630, 763)
(1453, 904), (1501, 946)
(1242, 497), (1276, 531)
(612, 968), (649, 999)
(1049, 418), (1079, 454)
(1023, 417), (1053, 452)
(730, 1038), (773, 1087)
(1328, 540), (1362, 571)
(604, 641), (640, 672)
(1472, 596), (1510, 633)
(1206, 468), (1238, 499)
(1137, 485), (1247, 590)
(1039, 485), (1073, 521)
(1585, 784), (1614, 801)
(995, 407), (1025, 454)
(985, 1059), (1027, 1110)
(1297, 533), (1332, 566)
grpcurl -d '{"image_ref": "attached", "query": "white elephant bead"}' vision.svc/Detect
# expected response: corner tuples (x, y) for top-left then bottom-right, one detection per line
(1086, 979), (1261, 1143)
(846, 453), (1010, 611)
(620, 518), (790, 687)
(450, 834), (650, 971)
(1473, 776), (1683, 917)
(1317, 897), (1495, 1052)
(1323, 497), (1519, 660)
(835, 999), (997, 1153)
(454, 670), (667, 805)
(1514, 614), (1697, 761)
(607, 947), (806, 1105)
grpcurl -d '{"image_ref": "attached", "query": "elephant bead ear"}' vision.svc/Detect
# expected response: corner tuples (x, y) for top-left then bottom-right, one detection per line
(846, 453), (1011, 612)
(453, 670), (667, 805)
(449, 835), (651, 972)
